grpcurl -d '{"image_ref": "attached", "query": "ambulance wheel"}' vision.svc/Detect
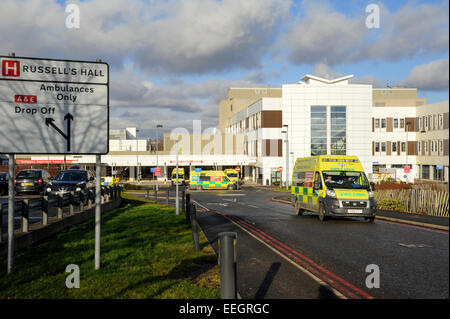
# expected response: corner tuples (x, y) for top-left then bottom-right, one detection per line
(200, 186), (204, 191)
(295, 200), (304, 216)
(318, 204), (327, 222)
(227, 185), (233, 190)
(365, 217), (375, 222)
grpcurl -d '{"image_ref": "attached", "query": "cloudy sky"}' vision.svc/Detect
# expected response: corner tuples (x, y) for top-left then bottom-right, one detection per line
(1, 0), (448, 138)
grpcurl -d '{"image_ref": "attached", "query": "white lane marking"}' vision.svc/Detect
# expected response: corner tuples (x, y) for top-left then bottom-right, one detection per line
(248, 205), (259, 209)
(398, 243), (432, 248)
(218, 194), (246, 196)
(192, 200), (210, 211)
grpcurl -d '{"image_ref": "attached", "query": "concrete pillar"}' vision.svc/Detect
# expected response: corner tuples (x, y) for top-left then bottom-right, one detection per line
(429, 165), (434, 180)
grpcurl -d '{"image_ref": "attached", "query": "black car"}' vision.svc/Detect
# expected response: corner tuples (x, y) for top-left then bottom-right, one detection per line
(0, 172), (9, 196)
(15, 169), (53, 195)
(45, 169), (95, 196)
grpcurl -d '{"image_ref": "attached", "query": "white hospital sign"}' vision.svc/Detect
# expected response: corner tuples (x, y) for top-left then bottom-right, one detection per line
(0, 56), (109, 154)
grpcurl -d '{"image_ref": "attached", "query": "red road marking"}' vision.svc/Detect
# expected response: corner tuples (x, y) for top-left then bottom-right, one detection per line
(214, 210), (375, 299)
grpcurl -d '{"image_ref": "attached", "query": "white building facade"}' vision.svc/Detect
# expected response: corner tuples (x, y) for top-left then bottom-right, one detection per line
(282, 75), (373, 183)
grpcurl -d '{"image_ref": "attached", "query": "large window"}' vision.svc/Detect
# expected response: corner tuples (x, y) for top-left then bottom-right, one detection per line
(381, 119), (386, 128)
(311, 106), (327, 156)
(331, 106), (346, 155)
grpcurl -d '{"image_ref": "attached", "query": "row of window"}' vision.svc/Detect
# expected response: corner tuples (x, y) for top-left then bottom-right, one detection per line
(374, 141), (407, 153)
(418, 140), (444, 154)
(374, 118), (405, 129)
(374, 140), (445, 155)
(418, 114), (445, 132)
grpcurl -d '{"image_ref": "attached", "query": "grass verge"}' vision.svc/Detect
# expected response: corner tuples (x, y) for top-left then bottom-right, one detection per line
(0, 193), (220, 299)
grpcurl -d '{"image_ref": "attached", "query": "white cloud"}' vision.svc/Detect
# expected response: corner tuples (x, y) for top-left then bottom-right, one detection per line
(282, 1), (449, 66)
(398, 59), (449, 90)
(282, 1), (367, 65)
(0, 0), (291, 74)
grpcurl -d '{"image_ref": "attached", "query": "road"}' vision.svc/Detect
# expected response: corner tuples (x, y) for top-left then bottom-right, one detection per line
(191, 186), (449, 299)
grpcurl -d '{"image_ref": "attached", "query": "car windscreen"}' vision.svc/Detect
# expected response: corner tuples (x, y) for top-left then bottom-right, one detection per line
(227, 173), (238, 178)
(17, 170), (40, 179)
(322, 171), (369, 190)
(54, 171), (87, 182)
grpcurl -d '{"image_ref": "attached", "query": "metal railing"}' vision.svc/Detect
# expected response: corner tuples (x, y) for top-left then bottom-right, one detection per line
(0, 185), (123, 242)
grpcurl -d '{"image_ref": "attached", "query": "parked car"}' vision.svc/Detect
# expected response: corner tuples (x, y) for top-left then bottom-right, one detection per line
(0, 172), (9, 195)
(44, 169), (95, 196)
(15, 169), (53, 196)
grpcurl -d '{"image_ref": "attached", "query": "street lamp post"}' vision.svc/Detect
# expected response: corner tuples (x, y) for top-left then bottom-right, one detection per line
(156, 124), (163, 191)
(136, 129), (140, 183)
(282, 125), (289, 190)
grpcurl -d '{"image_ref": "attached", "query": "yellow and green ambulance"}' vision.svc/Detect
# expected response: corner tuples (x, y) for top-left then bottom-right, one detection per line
(291, 155), (376, 222)
(171, 168), (185, 186)
(223, 169), (241, 185)
(189, 170), (236, 190)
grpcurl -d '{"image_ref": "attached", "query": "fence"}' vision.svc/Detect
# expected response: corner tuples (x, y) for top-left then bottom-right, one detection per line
(374, 184), (449, 217)
(0, 185), (123, 242)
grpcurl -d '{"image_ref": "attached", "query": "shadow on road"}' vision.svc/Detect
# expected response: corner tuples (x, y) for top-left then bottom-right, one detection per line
(255, 262), (281, 299)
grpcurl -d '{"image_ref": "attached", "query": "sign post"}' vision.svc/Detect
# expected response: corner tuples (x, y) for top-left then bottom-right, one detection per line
(0, 54), (109, 273)
(176, 141), (179, 215)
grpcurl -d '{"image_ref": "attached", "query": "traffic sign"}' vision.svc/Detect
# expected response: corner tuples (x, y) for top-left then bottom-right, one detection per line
(278, 166), (283, 172)
(155, 168), (161, 176)
(195, 168), (202, 172)
(235, 166), (240, 172)
(0, 56), (109, 154)
(404, 166), (411, 173)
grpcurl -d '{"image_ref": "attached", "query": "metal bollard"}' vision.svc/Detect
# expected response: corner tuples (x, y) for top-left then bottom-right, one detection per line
(87, 190), (92, 209)
(57, 194), (63, 219)
(69, 192), (75, 215)
(22, 199), (30, 232)
(182, 190), (186, 213)
(155, 186), (158, 202)
(190, 204), (200, 251)
(185, 194), (191, 223)
(166, 189), (169, 206)
(42, 196), (49, 225)
(147, 189), (150, 199)
(79, 191), (85, 212)
(219, 232), (238, 299)
(186, 202), (191, 224)
(0, 203), (3, 243)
